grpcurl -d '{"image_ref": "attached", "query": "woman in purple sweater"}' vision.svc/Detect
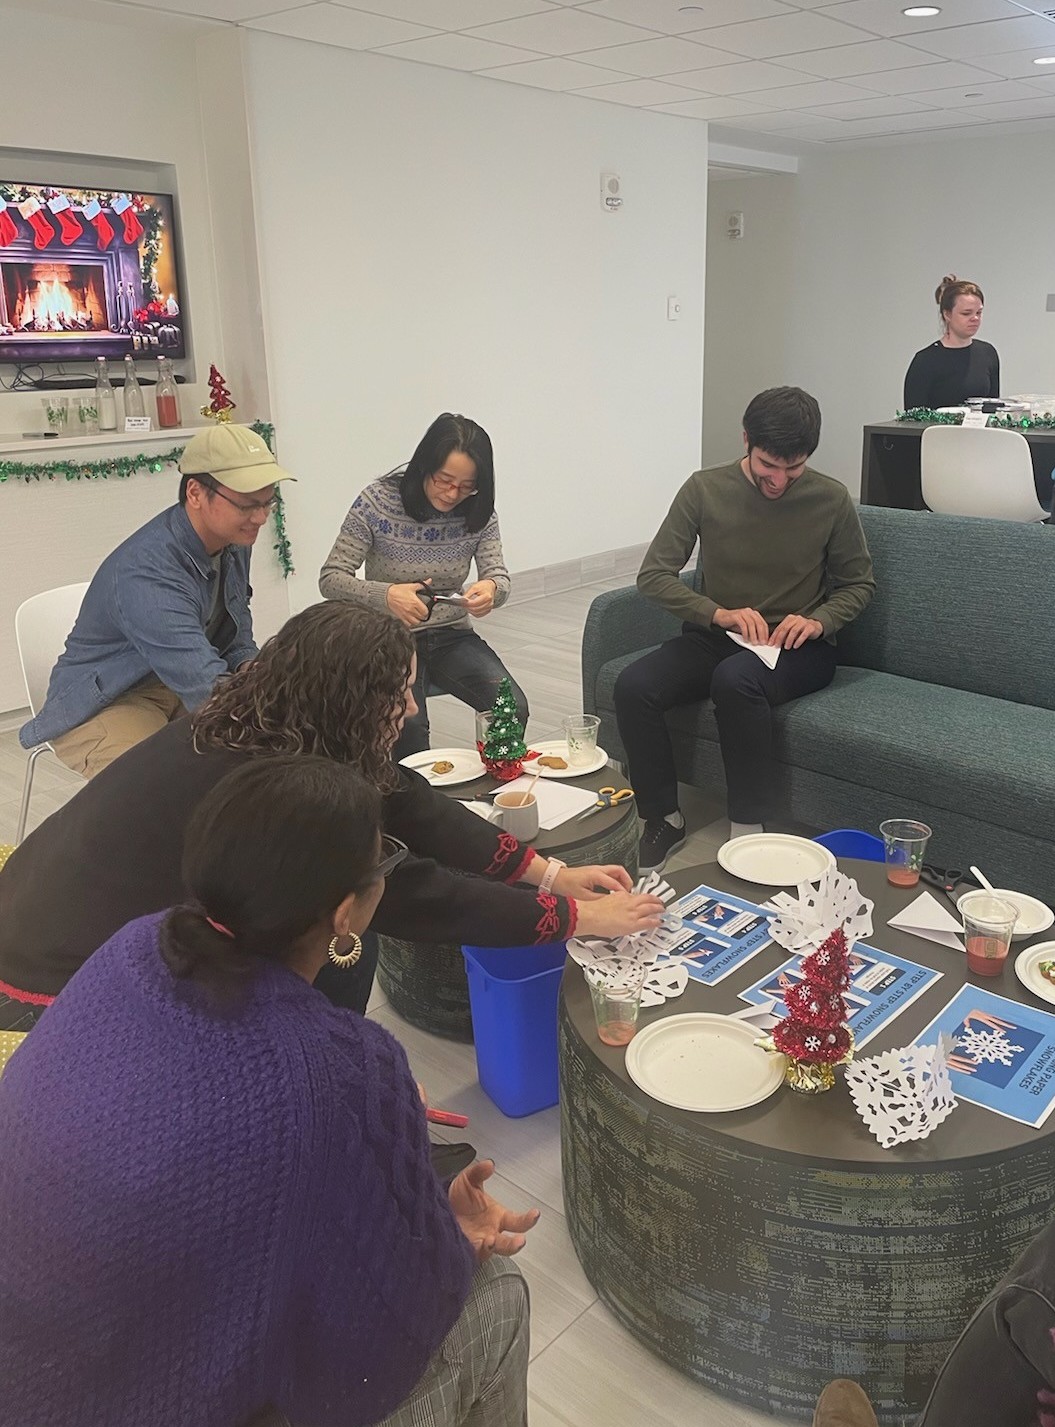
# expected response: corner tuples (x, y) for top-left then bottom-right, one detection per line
(0, 756), (537, 1426)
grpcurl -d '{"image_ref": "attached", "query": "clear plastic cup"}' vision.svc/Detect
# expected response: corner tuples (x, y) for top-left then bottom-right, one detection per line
(880, 819), (932, 888)
(77, 398), (100, 436)
(563, 714), (600, 768)
(960, 891), (1017, 978)
(41, 395), (69, 433)
(586, 964), (647, 1047)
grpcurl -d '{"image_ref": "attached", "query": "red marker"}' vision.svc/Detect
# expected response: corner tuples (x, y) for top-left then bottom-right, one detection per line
(426, 1107), (470, 1129)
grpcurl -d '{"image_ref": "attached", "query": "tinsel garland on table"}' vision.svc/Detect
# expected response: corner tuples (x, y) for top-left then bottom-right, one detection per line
(0, 420), (294, 578)
(898, 407), (1055, 430)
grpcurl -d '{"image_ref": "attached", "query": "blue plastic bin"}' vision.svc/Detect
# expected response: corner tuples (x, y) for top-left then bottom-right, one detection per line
(462, 943), (567, 1118)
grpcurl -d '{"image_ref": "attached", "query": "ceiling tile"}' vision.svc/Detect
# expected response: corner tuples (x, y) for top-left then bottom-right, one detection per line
(676, 58), (819, 93)
(901, 16), (1055, 61)
(571, 76), (711, 104)
(815, 0), (1023, 39)
(960, 93), (1055, 119)
(376, 31), (545, 66)
(477, 55), (636, 88)
(575, 0), (793, 34)
(807, 93), (934, 118)
(770, 116), (858, 139)
(649, 94), (772, 118)
(686, 11), (877, 60)
(964, 45), (1055, 78)
(775, 38), (940, 78)
(745, 77), (881, 107)
(243, 3), (437, 45)
(571, 35), (740, 76)
(329, 0), (557, 26)
(824, 108), (989, 135)
(114, 0), (316, 16)
(725, 107), (843, 130)
(464, 9), (655, 55)
(848, 60), (1005, 93)
(923, 77), (1050, 106)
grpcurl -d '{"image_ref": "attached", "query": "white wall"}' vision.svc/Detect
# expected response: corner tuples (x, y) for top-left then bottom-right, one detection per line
(702, 132), (1055, 492)
(243, 34), (708, 608)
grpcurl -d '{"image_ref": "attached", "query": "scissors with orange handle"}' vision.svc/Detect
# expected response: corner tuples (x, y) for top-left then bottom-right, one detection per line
(574, 786), (635, 821)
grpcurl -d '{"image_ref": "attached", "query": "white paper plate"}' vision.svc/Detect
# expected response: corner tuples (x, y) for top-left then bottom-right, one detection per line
(527, 739), (608, 779)
(1014, 942), (1055, 1006)
(399, 748), (486, 787)
(625, 1012), (785, 1113)
(717, 833), (835, 887)
(957, 888), (1054, 942)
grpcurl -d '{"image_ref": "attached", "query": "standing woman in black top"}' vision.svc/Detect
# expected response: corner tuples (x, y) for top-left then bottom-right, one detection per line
(903, 276), (1000, 410)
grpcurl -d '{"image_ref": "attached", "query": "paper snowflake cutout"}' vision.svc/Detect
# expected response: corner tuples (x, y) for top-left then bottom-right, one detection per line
(567, 873), (684, 994)
(957, 1026), (1024, 1067)
(844, 1038), (958, 1148)
(640, 961), (688, 1008)
(768, 865), (874, 956)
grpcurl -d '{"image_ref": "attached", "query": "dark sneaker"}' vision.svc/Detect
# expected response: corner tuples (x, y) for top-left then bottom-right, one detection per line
(638, 819), (686, 874)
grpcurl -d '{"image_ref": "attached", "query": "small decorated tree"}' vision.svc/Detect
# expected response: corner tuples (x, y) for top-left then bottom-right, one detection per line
(200, 364), (236, 422)
(481, 677), (527, 782)
(771, 928), (854, 1093)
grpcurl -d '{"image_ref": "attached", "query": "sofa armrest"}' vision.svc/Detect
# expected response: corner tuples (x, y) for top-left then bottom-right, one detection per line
(581, 581), (687, 715)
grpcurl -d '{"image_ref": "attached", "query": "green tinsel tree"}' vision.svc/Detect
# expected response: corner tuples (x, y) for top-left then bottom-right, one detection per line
(481, 676), (526, 781)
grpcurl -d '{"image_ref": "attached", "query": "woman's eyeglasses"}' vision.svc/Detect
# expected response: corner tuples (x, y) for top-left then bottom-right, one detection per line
(376, 835), (409, 881)
(429, 473), (478, 498)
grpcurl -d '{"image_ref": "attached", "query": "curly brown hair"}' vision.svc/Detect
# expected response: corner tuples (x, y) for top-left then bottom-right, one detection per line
(191, 603), (414, 793)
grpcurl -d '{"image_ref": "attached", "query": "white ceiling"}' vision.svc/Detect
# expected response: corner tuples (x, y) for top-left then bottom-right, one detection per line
(99, 0), (1055, 146)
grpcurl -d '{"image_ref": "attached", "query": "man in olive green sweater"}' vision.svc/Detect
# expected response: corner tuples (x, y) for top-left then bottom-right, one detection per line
(615, 387), (875, 872)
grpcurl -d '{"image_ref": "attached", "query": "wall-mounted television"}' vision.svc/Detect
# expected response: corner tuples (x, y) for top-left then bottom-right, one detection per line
(0, 182), (186, 364)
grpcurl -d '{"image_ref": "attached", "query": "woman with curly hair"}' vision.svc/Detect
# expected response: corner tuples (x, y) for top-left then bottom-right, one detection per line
(0, 602), (663, 1026)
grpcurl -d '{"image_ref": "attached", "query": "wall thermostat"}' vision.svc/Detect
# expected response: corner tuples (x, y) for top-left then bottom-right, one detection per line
(601, 172), (622, 212)
(727, 210), (744, 239)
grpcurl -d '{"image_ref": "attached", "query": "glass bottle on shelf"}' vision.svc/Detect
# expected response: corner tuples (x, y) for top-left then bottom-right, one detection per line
(122, 355), (145, 419)
(155, 356), (182, 429)
(95, 358), (117, 431)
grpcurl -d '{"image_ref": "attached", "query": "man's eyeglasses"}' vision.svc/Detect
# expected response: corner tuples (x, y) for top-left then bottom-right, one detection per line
(208, 486), (281, 516)
(376, 834), (409, 881)
(429, 473), (478, 498)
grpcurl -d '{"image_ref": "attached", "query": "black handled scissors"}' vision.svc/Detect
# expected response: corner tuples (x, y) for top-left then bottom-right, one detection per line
(415, 585), (466, 620)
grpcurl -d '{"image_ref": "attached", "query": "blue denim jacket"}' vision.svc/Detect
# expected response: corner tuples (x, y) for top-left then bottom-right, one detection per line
(20, 504), (258, 750)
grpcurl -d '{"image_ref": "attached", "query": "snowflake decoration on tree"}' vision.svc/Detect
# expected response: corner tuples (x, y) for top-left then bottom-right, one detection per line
(957, 1026), (1024, 1067)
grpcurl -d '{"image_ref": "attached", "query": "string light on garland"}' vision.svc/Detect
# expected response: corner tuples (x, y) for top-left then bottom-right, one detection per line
(0, 417), (294, 580)
(897, 406), (1055, 430)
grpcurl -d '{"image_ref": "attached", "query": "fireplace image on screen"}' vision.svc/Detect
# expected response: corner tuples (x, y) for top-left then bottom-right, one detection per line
(0, 184), (186, 363)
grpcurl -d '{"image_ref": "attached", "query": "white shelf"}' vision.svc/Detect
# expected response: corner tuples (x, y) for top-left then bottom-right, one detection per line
(0, 426), (204, 457)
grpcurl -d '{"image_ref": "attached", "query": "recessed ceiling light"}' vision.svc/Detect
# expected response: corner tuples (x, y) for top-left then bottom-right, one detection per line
(902, 6), (941, 15)
(1034, 55), (1055, 64)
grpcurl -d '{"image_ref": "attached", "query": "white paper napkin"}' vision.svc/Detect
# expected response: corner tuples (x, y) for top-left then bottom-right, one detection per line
(725, 631), (780, 669)
(499, 775), (599, 830)
(888, 891), (964, 952)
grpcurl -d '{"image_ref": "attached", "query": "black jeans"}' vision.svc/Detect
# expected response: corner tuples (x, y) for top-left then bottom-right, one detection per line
(613, 624), (837, 825)
(395, 626), (529, 759)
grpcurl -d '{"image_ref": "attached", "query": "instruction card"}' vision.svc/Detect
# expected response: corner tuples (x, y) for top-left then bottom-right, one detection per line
(657, 884), (774, 985)
(738, 944), (941, 1048)
(912, 984), (1055, 1129)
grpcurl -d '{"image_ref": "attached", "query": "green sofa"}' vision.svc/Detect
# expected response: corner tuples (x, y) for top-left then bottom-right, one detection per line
(582, 505), (1055, 902)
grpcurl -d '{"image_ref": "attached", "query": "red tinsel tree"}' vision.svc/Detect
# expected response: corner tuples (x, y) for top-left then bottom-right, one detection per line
(772, 928), (854, 1066)
(201, 364), (236, 422)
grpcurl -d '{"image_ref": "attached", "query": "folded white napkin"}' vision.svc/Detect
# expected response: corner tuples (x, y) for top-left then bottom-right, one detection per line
(888, 891), (964, 952)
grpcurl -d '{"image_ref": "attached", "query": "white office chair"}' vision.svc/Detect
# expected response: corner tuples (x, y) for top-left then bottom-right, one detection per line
(921, 425), (1049, 523)
(14, 582), (89, 845)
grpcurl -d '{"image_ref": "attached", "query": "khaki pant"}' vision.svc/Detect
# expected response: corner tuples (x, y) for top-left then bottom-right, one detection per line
(50, 676), (185, 780)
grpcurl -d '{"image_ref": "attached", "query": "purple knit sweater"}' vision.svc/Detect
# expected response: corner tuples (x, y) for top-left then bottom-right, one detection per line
(0, 914), (474, 1426)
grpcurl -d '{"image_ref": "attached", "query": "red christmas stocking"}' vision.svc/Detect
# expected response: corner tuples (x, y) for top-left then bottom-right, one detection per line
(16, 197), (55, 250)
(0, 200), (17, 247)
(82, 198), (114, 250)
(47, 194), (83, 246)
(112, 194), (144, 244)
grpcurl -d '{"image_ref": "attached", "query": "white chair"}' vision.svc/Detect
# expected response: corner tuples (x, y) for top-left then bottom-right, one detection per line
(14, 583), (89, 845)
(921, 425), (1049, 523)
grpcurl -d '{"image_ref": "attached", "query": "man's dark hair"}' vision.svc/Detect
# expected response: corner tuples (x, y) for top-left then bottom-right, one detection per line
(742, 387), (821, 461)
(179, 471), (217, 505)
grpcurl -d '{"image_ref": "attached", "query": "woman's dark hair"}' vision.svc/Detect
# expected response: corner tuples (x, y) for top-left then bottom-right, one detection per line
(161, 755), (382, 995)
(399, 412), (495, 534)
(191, 602), (414, 794)
(935, 274), (984, 318)
(742, 386), (821, 461)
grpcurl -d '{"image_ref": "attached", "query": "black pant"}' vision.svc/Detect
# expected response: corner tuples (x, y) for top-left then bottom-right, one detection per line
(395, 625), (529, 759)
(613, 624), (837, 825)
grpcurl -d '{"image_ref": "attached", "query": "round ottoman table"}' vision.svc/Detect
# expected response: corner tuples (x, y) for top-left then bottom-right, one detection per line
(559, 858), (1055, 1425)
(376, 762), (639, 1041)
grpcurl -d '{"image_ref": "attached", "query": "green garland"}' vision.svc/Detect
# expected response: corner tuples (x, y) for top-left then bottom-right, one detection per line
(898, 406), (1055, 430)
(0, 418), (294, 579)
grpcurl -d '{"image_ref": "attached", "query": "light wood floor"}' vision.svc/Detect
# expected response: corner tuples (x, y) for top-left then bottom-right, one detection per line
(0, 579), (795, 1426)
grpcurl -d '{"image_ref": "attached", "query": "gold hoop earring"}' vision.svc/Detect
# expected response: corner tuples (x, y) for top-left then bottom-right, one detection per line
(328, 933), (363, 969)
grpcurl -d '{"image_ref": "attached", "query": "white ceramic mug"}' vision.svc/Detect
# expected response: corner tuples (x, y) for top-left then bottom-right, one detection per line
(488, 789), (540, 841)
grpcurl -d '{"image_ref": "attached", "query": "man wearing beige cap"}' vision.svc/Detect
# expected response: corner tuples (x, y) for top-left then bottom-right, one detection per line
(20, 424), (295, 779)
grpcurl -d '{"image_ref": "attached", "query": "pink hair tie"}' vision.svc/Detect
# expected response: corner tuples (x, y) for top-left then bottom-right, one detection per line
(205, 917), (235, 939)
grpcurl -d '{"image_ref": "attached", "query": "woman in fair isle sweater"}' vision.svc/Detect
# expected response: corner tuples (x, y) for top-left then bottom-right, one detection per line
(320, 412), (529, 757)
(0, 756), (539, 1426)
